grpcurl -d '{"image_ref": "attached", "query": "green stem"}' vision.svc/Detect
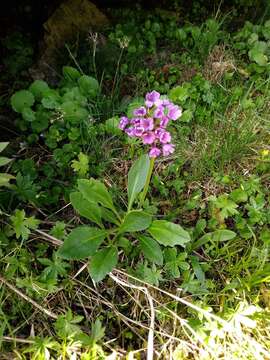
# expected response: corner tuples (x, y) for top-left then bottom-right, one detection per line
(113, 208), (122, 223)
(140, 157), (155, 207)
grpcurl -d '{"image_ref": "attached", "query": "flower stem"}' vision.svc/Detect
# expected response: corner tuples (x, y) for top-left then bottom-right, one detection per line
(140, 157), (155, 207)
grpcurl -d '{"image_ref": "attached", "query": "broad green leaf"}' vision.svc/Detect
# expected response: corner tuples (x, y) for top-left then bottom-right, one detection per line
(128, 154), (150, 210)
(22, 107), (36, 122)
(63, 66), (81, 82)
(192, 233), (212, 250)
(58, 226), (106, 259)
(164, 248), (179, 278)
(105, 117), (122, 135)
(148, 220), (190, 247)
(191, 256), (205, 283)
(78, 75), (99, 98)
(119, 210), (152, 233)
(250, 51), (268, 66)
(70, 192), (102, 227)
(117, 236), (131, 252)
(101, 208), (120, 225)
(29, 80), (49, 101)
(0, 142), (9, 153)
(249, 42), (268, 66)
(89, 246), (118, 282)
(192, 229), (236, 250)
(212, 229), (236, 242)
(62, 87), (87, 106)
(61, 101), (88, 123)
(78, 178), (116, 213)
(139, 235), (163, 265)
(0, 157), (12, 166)
(31, 109), (49, 132)
(11, 90), (35, 113)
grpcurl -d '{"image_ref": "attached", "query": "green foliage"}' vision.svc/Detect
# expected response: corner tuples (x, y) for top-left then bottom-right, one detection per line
(55, 309), (84, 339)
(234, 20), (270, 76)
(0, 142), (14, 187)
(138, 235), (163, 265)
(128, 154), (150, 210)
(70, 191), (103, 226)
(38, 252), (70, 282)
(78, 75), (100, 97)
(77, 178), (116, 213)
(50, 221), (67, 240)
(29, 80), (50, 101)
(2, 32), (34, 78)
(148, 220), (191, 247)
(119, 210), (152, 232)
(58, 155), (191, 282)
(71, 152), (89, 177)
(10, 209), (39, 240)
(11, 90), (35, 113)
(58, 226), (107, 260)
(89, 246), (118, 282)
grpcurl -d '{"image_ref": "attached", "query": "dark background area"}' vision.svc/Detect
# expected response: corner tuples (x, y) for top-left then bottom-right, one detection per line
(1, 0), (267, 38)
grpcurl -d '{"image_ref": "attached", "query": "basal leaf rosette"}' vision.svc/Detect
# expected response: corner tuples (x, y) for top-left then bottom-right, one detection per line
(119, 91), (182, 157)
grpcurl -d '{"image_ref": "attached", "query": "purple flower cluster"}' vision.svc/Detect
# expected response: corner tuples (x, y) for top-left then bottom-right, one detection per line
(119, 91), (182, 158)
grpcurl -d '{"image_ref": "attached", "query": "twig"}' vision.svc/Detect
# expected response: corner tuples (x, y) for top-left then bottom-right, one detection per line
(2, 336), (34, 344)
(35, 229), (63, 246)
(0, 275), (58, 320)
(109, 273), (155, 360)
(72, 262), (89, 279)
(45, 202), (72, 220)
(114, 269), (227, 326)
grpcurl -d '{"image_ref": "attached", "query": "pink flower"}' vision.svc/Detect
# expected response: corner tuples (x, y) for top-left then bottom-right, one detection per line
(140, 118), (154, 131)
(149, 147), (161, 158)
(155, 128), (171, 143)
(159, 130), (171, 144)
(142, 132), (156, 144)
(145, 90), (160, 108)
(160, 116), (169, 128)
(130, 118), (141, 126)
(120, 90), (181, 158)
(155, 127), (163, 137)
(167, 105), (182, 121)
(119, 116), (129, 130)
(145, 100), (153, 108)
(133, 106), (147, 116)
(162, 144), (175, 156)
(154, 106), (164, 119)
(162, 99), (171, 106)
(133, 126), (144, 137)
(125, 127), (135, 137)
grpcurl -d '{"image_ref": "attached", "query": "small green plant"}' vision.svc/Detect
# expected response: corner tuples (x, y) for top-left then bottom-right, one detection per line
(234, 20), (270, 76)
(58, 156), (190, 282)
(58, 91), (190, 281)
(0, 142), (14, 187)
(10, 68), (100, 143)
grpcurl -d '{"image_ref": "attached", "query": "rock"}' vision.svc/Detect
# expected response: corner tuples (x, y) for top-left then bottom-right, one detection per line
(43, 0), (108, 53)
(33, 0), (108, 82)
